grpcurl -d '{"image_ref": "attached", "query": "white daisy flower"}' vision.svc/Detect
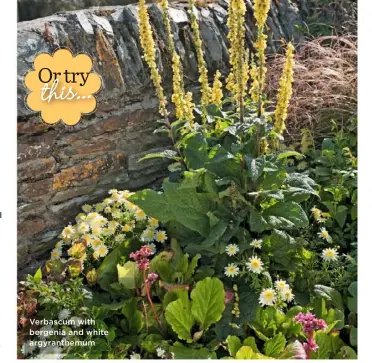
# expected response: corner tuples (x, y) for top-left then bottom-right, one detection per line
(58, 308), (71, 320)
(274, 279), (289, 291)
(130, 353), (141, 359)
(77, 222), (90, 235)
(156, 347), (166, 358)
(55, 241), (64, 249)
(96, 244), (109, 257)
(104, 206), (112, 214)
(225, 244), (240, 256)
(135, 209), (147, 221)
(318, 227), (332, 242)
(155, 230), (167, 243)
(115, 234), (125, 243)
(147, 243), (157, 254)
(224, 263), (240, 278)
(122, 223), (135, 232)
(51, 248), (61, 260)
(141, 228), (155, 242)
(280, 288), (295, 303)
(148, 217), (159, 228)
(322, 248), (339, 262)
(246, 256), (264, 274)
(311, 206), (322, 218)
(61, 225), (75, 240)
(91, 238), (103, 250)
(250, 239), (263, 249)
(259, 288), (277, 306)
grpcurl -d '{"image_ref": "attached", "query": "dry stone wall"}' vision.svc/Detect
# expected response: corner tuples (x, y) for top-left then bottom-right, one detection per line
(17, 0), (305, 276)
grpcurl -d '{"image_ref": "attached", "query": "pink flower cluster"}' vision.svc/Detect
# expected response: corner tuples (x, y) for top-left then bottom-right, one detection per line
(294, 312), (328, 334)
(294, 312), (328, 358)
(129, 245), (154, 271)
(146, 273), (158, 285)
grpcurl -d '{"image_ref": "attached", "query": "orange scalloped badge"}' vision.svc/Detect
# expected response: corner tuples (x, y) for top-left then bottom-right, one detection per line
(24, 49), (102, 126)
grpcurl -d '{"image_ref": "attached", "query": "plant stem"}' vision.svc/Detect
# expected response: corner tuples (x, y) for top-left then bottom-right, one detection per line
(143, 270), (162, 327)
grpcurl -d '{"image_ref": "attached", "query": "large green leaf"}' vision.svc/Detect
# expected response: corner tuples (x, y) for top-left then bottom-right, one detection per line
(200, 219), (229, 248)
(182, 132), (208, 170)
(131, 182), (215, 237)
(264, 332), (286, 357)
(165, 297), (194, 342)
(263, 201), (309, 230)
(226, 335), (242, 357)
(245, 156), (265, 182)
(121, 298), (143, 334)
(117, 261), (139, 290)
(250, 209), (269, 233)
(310, 332), (331, 359)
(191, 277), (225, 331)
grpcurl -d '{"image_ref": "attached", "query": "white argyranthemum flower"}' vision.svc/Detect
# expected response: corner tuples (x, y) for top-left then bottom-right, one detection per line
(311, 206), (322, 218)
(96, 244), (109, 257)
(225, 244), (240, 256)
(91, 226), (103, 236)
(135, 209), (147, 221)
(259, 288), (277, 307)
(224, 263), (240, 278)
(250, 239), (263, 249)
(21, 341), (36, 356)
(156, 347), (166, 358)
(141, 228), (155, 242)
(148, 217), (159, 228)
(246, 256), (264, 274)
(115, 234), (125, 244)
(77, 222), (90, 235)
(37, 346), (65, 359)
(322, 248), (339, 262)
(58, 308), (71, 320)
(274, 279), (289, 291)
(281, 288), (295, 303)
(55, 241), (64, 249)
(61, 225), (75, 240)
(104, 206), (112, 214)
(122, 223), (134, 232)
(91, 238), (103, 250)
(318, 227), (332, 242)
(155, 230), (167, 243)
(51, 248), (61, 260)
(130, 353), (141, 360)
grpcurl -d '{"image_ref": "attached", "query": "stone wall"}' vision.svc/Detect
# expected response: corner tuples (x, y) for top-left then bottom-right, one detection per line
(17, 0), (305, 276)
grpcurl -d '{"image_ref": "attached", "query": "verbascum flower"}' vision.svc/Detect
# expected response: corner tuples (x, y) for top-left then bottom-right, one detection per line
(189, 0), (211, 108)
(159, 0), (175, 52)
(274, 42), (295, 134)
(211, 70), (223, 106)
(253, 0), (271, 27)
(139, 0), (168, 116)
(226, 0), (248, 108)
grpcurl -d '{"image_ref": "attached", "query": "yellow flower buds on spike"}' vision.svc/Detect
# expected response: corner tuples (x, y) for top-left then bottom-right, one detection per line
(274, 42), (295, 134)
(211, 70), (223, 107)
(253, 0), (271, 27)
(226, 0), (249, 110)
(138, 0), (168, 116)
(189, 0), (211, 108)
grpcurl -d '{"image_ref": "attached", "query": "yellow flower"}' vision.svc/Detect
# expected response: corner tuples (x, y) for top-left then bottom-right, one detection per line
(51, 248), (61, 260)
(253, 0), (271, 27)
(68, 242), (86, 259)
(189, 0), (211, 109)
(211, 70), (223, 107)
(86, 269), (98, 285)
(122, 224), (134, 232)
(138, 0), (168, 116)
(155, 230), (167, 243)
(274, 42), (295, 134)
(91, 238), (103, 250)
(148, 217), (159, 228)
(226, 0), (248, 109)
(96, 244), (109, 258)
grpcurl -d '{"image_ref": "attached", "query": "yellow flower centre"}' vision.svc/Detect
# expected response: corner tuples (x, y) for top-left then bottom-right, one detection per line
(251, 260), (260, 268)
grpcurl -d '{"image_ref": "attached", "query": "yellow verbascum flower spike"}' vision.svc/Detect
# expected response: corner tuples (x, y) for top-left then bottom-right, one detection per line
(251, 0), (271, 114)
(274, 42), (295, 134)
(138, 0), (168, 116)
(211, 70), (223, 107)
(188, 0), (211, 109)
(226, 0), (248, 114)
